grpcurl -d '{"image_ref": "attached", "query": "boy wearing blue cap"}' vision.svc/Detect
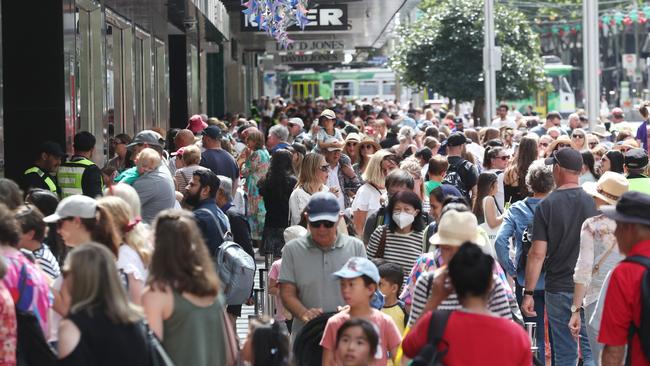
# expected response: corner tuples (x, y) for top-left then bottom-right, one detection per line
(320, 257), (402, 366)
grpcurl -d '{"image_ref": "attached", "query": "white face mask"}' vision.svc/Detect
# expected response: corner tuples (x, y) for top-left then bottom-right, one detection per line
(392, 212), (415, 229)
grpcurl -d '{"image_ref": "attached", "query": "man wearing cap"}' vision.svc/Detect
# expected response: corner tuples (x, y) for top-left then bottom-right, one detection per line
(128, 130), (177, 223)
(58, 131), (103, 198)
(279, 192), (366, 338)
(441, 132), (478, 200)
(323, 137), (360, 210)
(624, 148), (650, 195)
(266, 124), (291, 153)
(598, 191), (650, 366)
(523, 148), (598, 365)
(287, 117), (306, 144)
(200, 125), (239, 194)
(23, 141), (65, 196)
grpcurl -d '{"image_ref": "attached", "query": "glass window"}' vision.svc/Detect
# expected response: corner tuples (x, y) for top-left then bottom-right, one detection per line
(359, 81), (379, 96)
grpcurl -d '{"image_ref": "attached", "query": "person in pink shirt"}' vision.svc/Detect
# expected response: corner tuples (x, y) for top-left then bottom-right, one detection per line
(320, 257), (401, 366)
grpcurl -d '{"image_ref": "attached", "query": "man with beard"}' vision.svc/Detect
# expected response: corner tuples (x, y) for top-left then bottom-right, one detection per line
(185, 169), (231, 255)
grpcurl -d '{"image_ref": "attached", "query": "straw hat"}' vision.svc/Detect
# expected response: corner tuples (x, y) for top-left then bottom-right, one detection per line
(583, 171), (629, 205)
(359, 135), (381, 151)
(591, 125), (611, 138)
(429, 210), (487, 247)
(545, 135), (572, 157)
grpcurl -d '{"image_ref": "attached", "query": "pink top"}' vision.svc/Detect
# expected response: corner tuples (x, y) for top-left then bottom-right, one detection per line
(268, 259), (289, 322)
(2, 249), (52, 335)
(320, 309), (402, 366)
(0, 282), (16, 366)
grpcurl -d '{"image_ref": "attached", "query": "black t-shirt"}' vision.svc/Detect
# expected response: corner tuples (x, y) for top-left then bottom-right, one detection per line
(446, 156), (478, 195)
(259, 175), (298, 228)
(22, 169), (59, 194)
(532, 187), (597, 292)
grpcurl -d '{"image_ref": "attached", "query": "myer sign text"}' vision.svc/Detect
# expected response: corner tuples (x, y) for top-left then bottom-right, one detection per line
(241, 4), (348, 32)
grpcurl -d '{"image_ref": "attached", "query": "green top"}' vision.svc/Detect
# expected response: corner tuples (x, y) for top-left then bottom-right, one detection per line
(628, 176), (650, 195)
(163, 292), (227, 366)
(425, 180), (442, 196)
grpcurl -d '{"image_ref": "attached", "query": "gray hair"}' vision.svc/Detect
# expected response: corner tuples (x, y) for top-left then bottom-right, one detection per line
(385, 169), (415, 190)
(525, 160), (555, 194)
(269, 125), (289, 142)
(216, 175), (233, 201)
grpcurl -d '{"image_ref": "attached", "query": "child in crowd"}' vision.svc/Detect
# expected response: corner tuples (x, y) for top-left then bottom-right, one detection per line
(335, 318), (380, 366)
(114, 147), (160, 185)
(377, 262), (408, 334)
(241, 316), (290, 366)
(320, 257), (402, 366)
(268, 225), (308, 333)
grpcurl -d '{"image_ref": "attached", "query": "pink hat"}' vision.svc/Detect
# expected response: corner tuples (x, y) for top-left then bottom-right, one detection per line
(187, 114), (208, 134)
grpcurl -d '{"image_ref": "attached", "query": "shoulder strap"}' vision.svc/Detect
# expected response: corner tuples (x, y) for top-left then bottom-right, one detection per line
(422, 225), (430, 253)
(376, 225), (388, 259)
(623, 255), (650, 366)
(592, 242), (617, 275)
(493, 196), (503, 215)
(426, 310), (452, 346)
(623, 255), (650, 268)
(198, 208), (230, 243)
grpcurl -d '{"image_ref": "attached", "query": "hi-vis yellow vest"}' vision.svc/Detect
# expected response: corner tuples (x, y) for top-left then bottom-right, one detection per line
(628, 177), (650, 195)
(57, 158), (97, 198)
(23, 167), (57, 193)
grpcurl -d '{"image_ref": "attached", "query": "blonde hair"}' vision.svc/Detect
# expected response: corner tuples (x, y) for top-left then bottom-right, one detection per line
(65, 243), (142, 324)
(247, 130), (265, 150)
(363, 150), (393, 186)
(104, 183), (142, 218)
(136, 148), (161, 171)
(182, 144), (202, 165)
(296, 153), (325, 191)
(97, 196), (152, 266)
(400, 157), (424, 197)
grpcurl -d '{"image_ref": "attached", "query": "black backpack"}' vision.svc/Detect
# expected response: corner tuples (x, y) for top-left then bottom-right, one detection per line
(410, 310), (451, 366)
(623, 255), (650, 365)
(517, 200), (545, 273)
(441, 159), (470, 198)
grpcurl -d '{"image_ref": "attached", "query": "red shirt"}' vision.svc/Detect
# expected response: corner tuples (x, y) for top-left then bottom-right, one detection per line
(598, 240), (650, 366)
(402, 311), (532, 366)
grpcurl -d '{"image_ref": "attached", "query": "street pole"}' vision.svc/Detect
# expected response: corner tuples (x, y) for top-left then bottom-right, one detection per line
(483, 0), (500, 126)
(583, 0), (599, 129)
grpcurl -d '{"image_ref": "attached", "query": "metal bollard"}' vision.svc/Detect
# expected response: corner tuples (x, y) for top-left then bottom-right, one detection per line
(525, 322), (538, 352)
(258, 268), (267, 290)
(265, 290), (276, 318)
(252, 288), (264, 316)
(264, 253), (274, 271)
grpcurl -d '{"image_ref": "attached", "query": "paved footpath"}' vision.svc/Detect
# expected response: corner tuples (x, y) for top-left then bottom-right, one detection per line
(235, 255), (267, 342)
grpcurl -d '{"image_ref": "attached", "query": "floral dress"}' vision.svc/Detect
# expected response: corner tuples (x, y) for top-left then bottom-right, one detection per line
(242, 148), (270, 240)
(0, 281), (16, 366)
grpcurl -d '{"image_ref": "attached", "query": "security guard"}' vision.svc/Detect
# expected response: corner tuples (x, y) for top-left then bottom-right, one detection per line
(57, 131), (103, 198)
(23, 141), (65, 196)
(624, 148), (650, 194)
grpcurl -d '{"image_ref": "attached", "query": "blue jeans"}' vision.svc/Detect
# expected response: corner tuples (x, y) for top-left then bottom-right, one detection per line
(545, 291), (594, 366)
(516, 283), (546, 365)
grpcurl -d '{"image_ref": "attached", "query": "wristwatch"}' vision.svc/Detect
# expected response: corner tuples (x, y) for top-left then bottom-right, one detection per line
(571, 304), (583, 313)
(523, 289), (534, 296)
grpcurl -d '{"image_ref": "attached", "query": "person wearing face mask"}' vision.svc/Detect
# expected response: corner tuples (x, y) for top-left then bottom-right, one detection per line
(367, 191), (425, 279)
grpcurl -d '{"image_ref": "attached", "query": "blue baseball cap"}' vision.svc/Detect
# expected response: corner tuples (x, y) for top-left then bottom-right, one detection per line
(333, 257), (380, 284)
(306, 192), (340, 222)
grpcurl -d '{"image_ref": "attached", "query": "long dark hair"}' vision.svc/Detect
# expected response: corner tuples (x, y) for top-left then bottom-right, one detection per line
(515, 136), (538, 196)
(80, 205), (121, 257)
(472, 172), (498, 219)
(483, 146), (505, 170)
(251, 318), (290, 366)
(259, 149), (295, 190)
(581, 151), (600, 180)
(605, 150), (625, 173)
(387, 190), (425, 232)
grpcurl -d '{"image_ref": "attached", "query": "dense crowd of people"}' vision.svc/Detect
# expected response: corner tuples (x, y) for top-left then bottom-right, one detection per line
(2, 96), (650, 366)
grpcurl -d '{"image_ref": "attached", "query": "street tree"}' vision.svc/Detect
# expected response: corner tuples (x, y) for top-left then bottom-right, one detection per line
(389, 0), (546, 122)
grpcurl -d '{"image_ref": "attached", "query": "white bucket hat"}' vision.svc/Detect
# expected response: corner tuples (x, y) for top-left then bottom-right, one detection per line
(429, 210), (487, 247)
(583, 171), (629, 205)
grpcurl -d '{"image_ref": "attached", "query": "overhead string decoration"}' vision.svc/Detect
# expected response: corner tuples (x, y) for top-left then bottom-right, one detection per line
(242, 0), (310, 49)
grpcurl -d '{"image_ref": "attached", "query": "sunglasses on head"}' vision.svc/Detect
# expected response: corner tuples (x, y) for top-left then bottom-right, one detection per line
(310, 220), (336, 228)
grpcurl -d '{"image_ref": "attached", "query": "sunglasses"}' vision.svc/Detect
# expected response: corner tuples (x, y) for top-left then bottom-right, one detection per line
(589, 142), (597, 148)
(310, 220), (336, 228)
(556, 143), (571, 149)
(572, 134), (584, 139)
(361, 144), (375, 150)
(319, 165), (329, 172)
(497, 156), (510, 161)
(346, 142), (358, 147)
(539, 142), (549, 147)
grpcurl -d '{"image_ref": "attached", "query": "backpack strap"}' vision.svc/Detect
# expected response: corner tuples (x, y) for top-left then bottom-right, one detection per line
(622, 255), (650, 366)
(198, 208), (233, 253)
(376, 225), (388, 259)
(426, 310), (452, 354)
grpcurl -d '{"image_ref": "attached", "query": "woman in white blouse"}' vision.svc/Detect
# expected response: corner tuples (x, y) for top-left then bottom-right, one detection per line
(288, 152), (330, 225)
(568, 171), (629, 357)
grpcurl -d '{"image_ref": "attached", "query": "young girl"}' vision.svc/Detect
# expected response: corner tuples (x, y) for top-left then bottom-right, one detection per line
(320, 257), (401, 366)
(335, 318), (380, 366)
(241, 317), (290, 366)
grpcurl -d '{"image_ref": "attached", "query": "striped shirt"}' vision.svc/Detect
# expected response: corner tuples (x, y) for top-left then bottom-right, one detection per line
(367, 226), (424, 279)
(33, 244), (60, 280)
(408, 270), (511, 328)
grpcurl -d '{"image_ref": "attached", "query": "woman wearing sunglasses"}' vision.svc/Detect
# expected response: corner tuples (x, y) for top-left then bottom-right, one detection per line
(482, 146), (509, 211)
(544, 135), (572, 158)
(351, 150), (395, 237)
(598, 150), (625, 175)
(288, 153), (330, 226)
(344, 133), (361, 166)
(353, 136), (380, 179)
(570, 128), (588, 151)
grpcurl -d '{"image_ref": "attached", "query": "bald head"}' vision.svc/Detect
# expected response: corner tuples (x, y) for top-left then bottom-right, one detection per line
(174, 129), (195, 148)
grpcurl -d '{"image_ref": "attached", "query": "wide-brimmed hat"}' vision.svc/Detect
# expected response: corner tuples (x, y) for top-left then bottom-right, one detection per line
(429, 210), (486, 247)
(591, 125), (611, 138)
(583, 171), (629, 205)
(602, 191), (650, 226)
(186, 114), (208, 134)
(345, 133), (361, 144)
(359, 135), (381, 151)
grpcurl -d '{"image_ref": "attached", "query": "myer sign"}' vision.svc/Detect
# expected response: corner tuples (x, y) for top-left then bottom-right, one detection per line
(241, 4), (348, 32)
(266, 39), (348, 53)
(275, 52), (345, 65)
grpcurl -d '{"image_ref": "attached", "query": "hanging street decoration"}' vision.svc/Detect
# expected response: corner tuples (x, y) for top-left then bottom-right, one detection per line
(241, 0), (310, 49)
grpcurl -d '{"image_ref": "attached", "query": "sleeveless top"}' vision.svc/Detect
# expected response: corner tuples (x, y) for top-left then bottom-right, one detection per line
(60, 310), (148, 366)
(163, 292), (227, 366)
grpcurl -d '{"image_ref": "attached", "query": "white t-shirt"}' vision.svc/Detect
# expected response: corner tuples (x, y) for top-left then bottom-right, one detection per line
(351, 183), (385, 224)
(491, 118), (517, 130)
(117, 244), (148, 283)
(288, 185), (329, 225)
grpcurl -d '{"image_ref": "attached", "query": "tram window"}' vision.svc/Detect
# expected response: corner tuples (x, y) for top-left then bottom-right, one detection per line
(334, 81), (352, 97)
(559, 76), (572, 94)
(382, 81), (396, 95)
(359, 81), (379, 96)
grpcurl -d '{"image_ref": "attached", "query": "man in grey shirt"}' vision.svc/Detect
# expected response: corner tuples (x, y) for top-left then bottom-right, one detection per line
(128, 130), (177, 223)
(279, 192), (366, 337)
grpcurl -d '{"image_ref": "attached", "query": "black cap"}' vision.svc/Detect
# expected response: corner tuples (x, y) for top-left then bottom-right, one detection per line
(544, 148), (583, 172)
(624, 148), (648, 169)
(203, 125), (223, 139)
(446, 132), (468, 147)
(39, 141), (65, 157)
(602, 191), (650, 226)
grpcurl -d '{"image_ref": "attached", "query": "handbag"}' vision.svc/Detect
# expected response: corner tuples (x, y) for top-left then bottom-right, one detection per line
(138, 320), (175, 366)
(221, 308), (240, 366)
(375, 225), (388, 259)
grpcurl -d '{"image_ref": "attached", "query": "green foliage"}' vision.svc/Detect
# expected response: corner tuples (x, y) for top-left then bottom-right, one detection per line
(389, 0), (546, 102)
